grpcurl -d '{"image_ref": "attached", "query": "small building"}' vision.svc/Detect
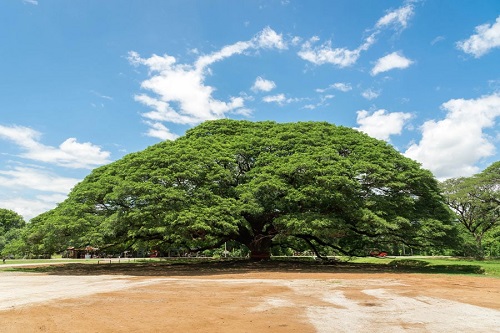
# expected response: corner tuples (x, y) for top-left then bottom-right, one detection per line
(66, 246), (99, 259)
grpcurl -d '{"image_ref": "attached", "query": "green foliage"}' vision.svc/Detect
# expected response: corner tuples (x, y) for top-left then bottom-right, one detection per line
(0, 208), (25, 232)
(355, 257), (497, 276)
(388, 259), (430, 267)
(387, 258), (486, 275)
(441, 161), (500, 259)
(0, 208), (26, 256)
(28, 120), (453, 258)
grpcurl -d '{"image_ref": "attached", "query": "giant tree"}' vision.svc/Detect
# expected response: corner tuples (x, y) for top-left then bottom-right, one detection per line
(441, 161), (499, 258)
(35, 120), (453, 259)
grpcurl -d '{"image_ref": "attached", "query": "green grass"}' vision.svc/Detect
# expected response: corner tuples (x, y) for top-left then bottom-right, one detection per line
(1, 258), (153, 266)
(2, 256), (499, 277)
(1, 259), (66, 265)
(348, 256), (500, 277)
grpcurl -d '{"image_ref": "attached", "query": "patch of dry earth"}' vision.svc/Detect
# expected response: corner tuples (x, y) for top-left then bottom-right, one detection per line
(0, 272), (499, 332)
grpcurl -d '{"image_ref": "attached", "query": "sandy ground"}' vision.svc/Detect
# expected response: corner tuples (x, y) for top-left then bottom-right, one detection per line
(0, 267), (499, 332)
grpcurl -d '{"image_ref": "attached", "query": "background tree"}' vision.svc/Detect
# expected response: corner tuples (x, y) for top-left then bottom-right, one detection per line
(30, 120), (453, 259)
(17, 202), (106, 258)
(0, 208), (26, 257)
(441, 161), (500, 259)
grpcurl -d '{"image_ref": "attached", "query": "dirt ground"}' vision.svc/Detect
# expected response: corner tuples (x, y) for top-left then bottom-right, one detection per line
(0, 262), (499, 332)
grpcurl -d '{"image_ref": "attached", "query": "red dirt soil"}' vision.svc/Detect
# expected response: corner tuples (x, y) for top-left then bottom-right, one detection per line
(0, 268), (499, 333)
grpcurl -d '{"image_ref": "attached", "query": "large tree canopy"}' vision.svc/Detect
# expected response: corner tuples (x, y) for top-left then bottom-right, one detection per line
(31, 120), (453, 259)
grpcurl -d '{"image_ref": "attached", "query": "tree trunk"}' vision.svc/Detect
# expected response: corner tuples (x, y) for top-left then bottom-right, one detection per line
(247, 234), (273, 260)
(475, 235), (485, 260)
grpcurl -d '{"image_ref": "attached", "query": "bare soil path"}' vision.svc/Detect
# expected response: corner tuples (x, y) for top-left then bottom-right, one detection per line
(0, 262), (499, 332)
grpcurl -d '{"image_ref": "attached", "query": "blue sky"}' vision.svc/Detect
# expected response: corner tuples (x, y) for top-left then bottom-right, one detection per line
(1, 0), (499, 220)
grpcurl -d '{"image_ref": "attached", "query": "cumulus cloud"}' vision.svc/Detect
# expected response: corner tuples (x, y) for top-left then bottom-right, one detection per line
(129, 27), (287, 140)
(254, 26), (287, 50)
(371, 52), (414, 76)
(456, 16), (500, 58)
(405, 93), (500, 179)
(252, 76), (276, 92)
(298, 2), (414, 67)
(26, 138), (111, 168)
(355, 109), (413, 141)
(0, 125), (111, 169)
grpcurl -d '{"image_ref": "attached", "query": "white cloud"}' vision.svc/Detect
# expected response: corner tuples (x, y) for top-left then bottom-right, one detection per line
(144, 121), (180, 141)
(303, 94), (334, 110)
(129, 27), (287, 138)
(263, 94), (286, 104)
(252, 76), (276, 92)
(25, 138), (111, 169)
(193, 27), (286, 70)
(0, 165), (82, 220)
(317, 82), (352, 93)
(361, 88), (380, 100)
(376, 2), (415, 30)
(195, 41), (254, 70)
(22, 0), (38, 5)
(331, 83), (352, 92)
(0, 164), (83, 221)
(90, 90), (113, 100)
(431, 36), (445, 45)
(254, 26), (287, 50)
(0, 195), (66, 221)
(405, 93), (500, 179)
(0, 125), (111, 169)
(0, 166), (79, 194)
(456, 16), (500, 58)
(130, 53), (242, 125)
(298, 34), (376, 67)
(298, 2), (415, 67)
(136, 94), (193, 124)
(231, 107), (253, 117)
(291, 36), (302, 46)
(371, 52), (414, 76)
(262, 94), (302, 106)
(355, 109), (413, 141)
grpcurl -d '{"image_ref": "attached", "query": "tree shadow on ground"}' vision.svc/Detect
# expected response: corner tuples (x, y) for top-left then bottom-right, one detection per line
(388, 259), (485, 275)
(1, 258), (486, 277)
